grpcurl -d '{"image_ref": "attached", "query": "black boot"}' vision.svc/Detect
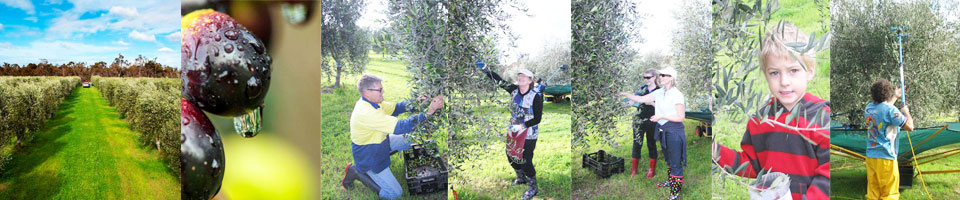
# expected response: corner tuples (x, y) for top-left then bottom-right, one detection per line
(342, 164), (381, 193)
(341, 164), (357, 189)
(521, 176), (538, 200)
(669, 177), (683, 200)
(513, 169), (527, 185)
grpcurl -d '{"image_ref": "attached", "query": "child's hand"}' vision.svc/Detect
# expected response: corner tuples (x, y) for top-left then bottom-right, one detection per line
(901, 105), (910, 115)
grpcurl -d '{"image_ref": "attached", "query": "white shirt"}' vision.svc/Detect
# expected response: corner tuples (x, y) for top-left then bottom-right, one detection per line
(652, 87), (685, 125)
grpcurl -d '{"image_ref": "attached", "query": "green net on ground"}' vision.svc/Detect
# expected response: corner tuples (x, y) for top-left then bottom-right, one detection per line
(831, 123), (960, 162)
(684, 111), (713, 122)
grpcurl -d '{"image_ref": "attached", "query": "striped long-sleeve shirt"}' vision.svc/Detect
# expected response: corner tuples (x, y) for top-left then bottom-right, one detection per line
(717, 92), (831, 200)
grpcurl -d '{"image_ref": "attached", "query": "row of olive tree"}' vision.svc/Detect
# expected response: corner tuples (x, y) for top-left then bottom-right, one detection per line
(571, 0), (642, 148)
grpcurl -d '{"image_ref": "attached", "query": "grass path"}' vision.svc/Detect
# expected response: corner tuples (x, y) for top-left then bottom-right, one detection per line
(0, 86), (179, 199)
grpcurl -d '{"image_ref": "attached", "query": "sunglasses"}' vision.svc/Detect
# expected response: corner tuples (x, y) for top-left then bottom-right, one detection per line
(659, 74), (672, 78)
(366, 88), (384, 93)
(643, 76), (653, 80)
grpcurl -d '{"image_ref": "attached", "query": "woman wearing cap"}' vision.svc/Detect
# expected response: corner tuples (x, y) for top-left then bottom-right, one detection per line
(477, 59), (543, 200)
(621, 67), (686, 200)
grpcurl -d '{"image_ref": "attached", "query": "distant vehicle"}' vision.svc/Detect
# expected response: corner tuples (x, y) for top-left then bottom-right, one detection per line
(542, 64), (571, 103)
(82, 81), (91, 88)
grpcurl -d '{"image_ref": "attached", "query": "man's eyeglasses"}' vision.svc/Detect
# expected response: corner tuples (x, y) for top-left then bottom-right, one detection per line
(659, 74), (672, 78)
(366, 88), (384, 93)
(643, 76), (654, 80)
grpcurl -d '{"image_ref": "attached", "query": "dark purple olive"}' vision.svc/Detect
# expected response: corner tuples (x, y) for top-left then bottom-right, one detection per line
(181, 9), (271, 116)
(181, 97), (225, 200)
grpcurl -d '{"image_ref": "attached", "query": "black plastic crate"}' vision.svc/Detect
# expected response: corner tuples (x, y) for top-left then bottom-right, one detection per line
(403, 142), (449, 195)
(582, 150), (625, 178)
(899, 165), (914, 189)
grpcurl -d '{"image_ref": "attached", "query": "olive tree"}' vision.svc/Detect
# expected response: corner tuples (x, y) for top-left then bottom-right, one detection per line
(571, 0), (642, 148)
(831, 0), (960, 126)
(321, 0), (371, 88)
(386, 0), (523, 173)
(672, 0), (714, 111)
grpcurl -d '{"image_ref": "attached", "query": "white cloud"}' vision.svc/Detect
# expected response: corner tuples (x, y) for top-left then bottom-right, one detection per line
(44, 1), (179, 40)
(0, 41), (128, 65)
(128, 30), (155, 42)
(0, 23), (4, 30)
(0, 0), (35, 14)
(157, 47), (175, 53)
(108, 6), (138, 17)
(114, 40), (130, 46)
(165, 32), (180, 42)
(23, 16), (37, 22)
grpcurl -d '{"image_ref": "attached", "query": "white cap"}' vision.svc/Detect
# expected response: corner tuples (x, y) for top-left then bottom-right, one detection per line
(659, 67), (678, 78)
(517, 68), (534, 79)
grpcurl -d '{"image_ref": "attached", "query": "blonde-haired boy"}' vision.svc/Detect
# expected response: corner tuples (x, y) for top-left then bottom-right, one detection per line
(714, 23), (831, 199)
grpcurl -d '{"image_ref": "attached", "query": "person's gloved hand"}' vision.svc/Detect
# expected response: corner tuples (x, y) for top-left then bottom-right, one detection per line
(509, 124), (524, 133)
(476, 57), (487, 71)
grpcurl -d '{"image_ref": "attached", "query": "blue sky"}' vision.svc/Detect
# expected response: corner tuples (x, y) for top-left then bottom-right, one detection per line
(0, 0), (180, 68)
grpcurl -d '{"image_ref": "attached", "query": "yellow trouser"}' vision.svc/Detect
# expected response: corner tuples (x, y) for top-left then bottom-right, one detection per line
(866, 157), (900, 200)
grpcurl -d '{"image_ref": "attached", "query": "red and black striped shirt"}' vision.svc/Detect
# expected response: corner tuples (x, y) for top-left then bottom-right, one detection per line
(717, 92), (831, 200)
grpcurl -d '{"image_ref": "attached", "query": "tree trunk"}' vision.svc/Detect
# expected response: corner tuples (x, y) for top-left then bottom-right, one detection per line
(334, 60), (343, 89)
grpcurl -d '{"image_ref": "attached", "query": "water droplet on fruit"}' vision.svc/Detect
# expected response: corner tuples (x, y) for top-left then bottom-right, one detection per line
(237, 44), (244, 51)
(181, 133), (186, 143)
(224, 30), (239, 40)
(214, 34), (222, 42)
(224, 44), (234, 53)
(233, 106), (262, 138)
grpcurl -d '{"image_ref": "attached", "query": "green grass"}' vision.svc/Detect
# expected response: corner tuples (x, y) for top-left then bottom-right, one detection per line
(571, 119), (712, 199)
(0, 86), (179, 199)
(450, 101), (571, 200)
(830, 144), (960, 199)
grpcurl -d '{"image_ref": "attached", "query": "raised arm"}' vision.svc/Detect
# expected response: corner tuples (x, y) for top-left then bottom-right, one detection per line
(477, 58), (518, 93)
(620, 92), (655, 105)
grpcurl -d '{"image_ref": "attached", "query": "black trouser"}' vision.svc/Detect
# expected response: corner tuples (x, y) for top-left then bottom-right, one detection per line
(509, 139), (537, 177)
(632, 117), (658, 160)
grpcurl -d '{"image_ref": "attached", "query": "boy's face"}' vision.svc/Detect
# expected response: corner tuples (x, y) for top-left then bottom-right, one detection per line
(763, 55), (814, 109)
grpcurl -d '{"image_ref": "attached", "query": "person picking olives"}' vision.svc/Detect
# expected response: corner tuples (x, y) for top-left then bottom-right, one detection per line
(476, 58), (544, 200)
(341, 74), (444, 199)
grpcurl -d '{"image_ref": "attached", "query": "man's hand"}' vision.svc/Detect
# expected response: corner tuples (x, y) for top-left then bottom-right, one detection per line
(426, 96), (445, 116)
(900, 105), (910, 116)
(649, 115), (661, 122)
